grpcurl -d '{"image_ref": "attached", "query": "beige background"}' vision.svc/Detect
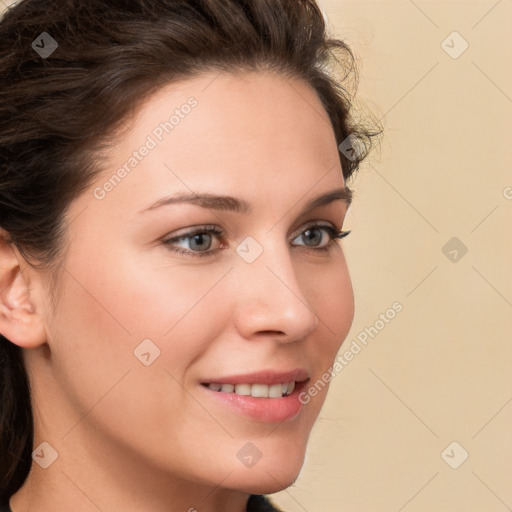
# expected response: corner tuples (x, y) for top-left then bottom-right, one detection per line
(1, 0), (511, 511)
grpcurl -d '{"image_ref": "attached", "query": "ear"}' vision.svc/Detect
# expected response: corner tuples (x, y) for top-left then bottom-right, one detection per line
(0, 227), (47, 348)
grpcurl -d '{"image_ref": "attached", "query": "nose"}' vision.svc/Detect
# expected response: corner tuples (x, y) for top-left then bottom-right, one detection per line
(231, 238), (320, 343)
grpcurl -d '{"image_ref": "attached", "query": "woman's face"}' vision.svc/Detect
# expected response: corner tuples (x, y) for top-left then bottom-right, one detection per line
(35, 70), (354, 496)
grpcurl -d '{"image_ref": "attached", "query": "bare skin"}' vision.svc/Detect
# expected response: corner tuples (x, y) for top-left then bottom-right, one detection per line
(0, 70), (354, 512)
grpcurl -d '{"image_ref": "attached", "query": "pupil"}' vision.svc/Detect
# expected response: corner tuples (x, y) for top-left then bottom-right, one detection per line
(191, 233), (211, 251)
(304, 228), (321, 246)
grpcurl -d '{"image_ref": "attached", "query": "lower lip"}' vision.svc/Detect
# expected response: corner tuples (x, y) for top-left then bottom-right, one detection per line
(199, 380), (308, 423)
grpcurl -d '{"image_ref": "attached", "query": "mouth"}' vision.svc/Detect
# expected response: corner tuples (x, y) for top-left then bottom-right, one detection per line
(200, 379), (304, 398)
(198, 370), (311, 423)
(199, 368), (310, 398)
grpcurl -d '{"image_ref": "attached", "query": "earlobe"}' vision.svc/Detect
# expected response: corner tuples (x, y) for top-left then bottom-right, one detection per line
(0, 228), (47, 349)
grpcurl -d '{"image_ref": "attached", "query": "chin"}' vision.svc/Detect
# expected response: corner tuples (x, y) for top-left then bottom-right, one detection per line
(232, 472), (302, 495)
(227, 451), (306, 495)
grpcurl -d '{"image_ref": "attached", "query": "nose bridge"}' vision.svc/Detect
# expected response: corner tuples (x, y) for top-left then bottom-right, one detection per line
(232, 234), (319, 339)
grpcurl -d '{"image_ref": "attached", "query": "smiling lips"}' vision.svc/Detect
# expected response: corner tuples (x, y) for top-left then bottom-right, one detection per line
(202, 381), (296, 398)
(200, 368), (309, 399)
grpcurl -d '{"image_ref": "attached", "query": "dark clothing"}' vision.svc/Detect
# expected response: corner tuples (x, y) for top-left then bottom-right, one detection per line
(247, 494), (284, 511)
(0, 494), (283, 511)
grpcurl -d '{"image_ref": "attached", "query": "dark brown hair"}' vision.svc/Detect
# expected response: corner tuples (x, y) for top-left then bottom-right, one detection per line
(0, 0), (380, 502)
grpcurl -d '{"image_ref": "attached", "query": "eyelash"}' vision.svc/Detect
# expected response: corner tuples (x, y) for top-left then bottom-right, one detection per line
(162, 222), (351, 258)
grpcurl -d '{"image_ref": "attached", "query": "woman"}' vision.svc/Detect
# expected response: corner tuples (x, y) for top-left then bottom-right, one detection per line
(0, 0), (379, 510)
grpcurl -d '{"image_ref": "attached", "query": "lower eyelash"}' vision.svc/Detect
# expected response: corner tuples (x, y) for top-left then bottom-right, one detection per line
(164, 226), (351, 257)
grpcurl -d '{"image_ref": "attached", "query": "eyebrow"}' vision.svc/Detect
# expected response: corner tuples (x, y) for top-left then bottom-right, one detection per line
(138, 187), (352, 215)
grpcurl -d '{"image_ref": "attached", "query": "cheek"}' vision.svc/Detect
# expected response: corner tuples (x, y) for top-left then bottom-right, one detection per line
(299, 256), (354, 406)
(77, 249), (237, 389)
(47, 255), (226, 466)
(332, 268), (354, 345)
(303, 254), (354, 345)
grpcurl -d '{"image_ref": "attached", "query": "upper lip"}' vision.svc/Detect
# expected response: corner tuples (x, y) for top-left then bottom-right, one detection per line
(201, 368), (310, 386)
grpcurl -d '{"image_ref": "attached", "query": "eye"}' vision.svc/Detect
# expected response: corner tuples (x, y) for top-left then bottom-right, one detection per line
(162, 225), (224, 258)
(162, 223), (350, 258)
(291, 222), (351, 253)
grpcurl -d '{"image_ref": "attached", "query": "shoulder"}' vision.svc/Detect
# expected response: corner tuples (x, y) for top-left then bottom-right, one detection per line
(247, 494), (285, 512)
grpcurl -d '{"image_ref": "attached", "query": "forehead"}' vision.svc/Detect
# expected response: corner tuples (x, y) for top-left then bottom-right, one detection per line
(117, 69), (339, 165)
(84, 70), (345, 217)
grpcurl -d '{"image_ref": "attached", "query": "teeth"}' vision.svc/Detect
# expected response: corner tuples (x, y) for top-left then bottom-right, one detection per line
(269, 383), (283, 398)
(234, 384), (251, 396)
(206, 380), (296, 398)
